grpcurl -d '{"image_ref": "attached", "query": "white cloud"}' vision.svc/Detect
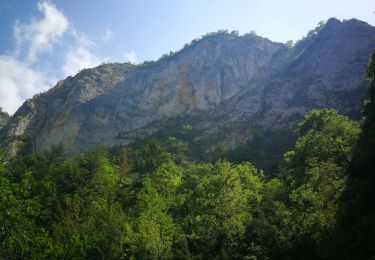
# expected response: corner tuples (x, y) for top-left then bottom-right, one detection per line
(0, 55), (50, 114)
(102, 29), (114, 41)
(14, 0), (69, 63)
(63, 32), (106, 76)
(124, 51), (138, 64)
(0, 0), (140, 115)
(63, 46), (104, 76)
(0, 0), (106, 114)
(0, 0), (67, 114)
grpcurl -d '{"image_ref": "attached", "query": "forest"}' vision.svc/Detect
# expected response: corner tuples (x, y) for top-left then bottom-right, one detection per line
(0, 51), (374, 259)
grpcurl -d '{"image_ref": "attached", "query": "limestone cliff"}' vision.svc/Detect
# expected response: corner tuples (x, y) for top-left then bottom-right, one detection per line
(1, 18), (375, 157)
(0, 108), (9, 130)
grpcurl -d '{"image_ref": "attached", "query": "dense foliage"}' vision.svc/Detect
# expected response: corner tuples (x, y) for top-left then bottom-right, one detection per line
(0, 52), (374, 259)
(0, 106), (364, 259)
(330, 50), (375, 259)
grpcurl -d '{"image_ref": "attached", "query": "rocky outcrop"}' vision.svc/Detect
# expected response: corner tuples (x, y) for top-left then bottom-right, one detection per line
(195, 18), (375, 150)
(0, 109), (9, 130)
(1, 18), (375, 156)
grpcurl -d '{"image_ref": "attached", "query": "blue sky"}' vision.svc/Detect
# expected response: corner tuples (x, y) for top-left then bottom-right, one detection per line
(0, 0), (374, 114)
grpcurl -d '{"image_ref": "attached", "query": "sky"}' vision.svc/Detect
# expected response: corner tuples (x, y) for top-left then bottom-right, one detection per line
(0, 0), (374, 114)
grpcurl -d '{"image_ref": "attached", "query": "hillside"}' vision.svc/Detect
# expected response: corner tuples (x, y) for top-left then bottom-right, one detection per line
(0, 108), (9, 129)
(1, 18), (375, 171)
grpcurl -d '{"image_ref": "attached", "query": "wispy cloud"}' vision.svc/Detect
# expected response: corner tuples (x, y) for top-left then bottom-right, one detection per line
(0, 55), (49, 114)
(0, 0), (105, 114)
(123, 51), (138, 64)
(0, 0), (67, 114)
(13, 0), (69, 63)
(63, 32), (105, 76)
(1, 1), (135, 114)
(102, 29), (114, 41)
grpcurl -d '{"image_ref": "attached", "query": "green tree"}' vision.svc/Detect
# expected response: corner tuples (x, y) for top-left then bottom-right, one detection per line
(132, 178), (176, 259)
(280, 109), (360, 258)
(350, 50), (375, 180)
(179, 161), (263, 258)
(134, 139), (171, 174)
(331, 50), (375, 259)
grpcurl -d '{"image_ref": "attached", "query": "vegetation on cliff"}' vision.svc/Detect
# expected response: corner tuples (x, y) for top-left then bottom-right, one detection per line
(1, 49), (374, 258)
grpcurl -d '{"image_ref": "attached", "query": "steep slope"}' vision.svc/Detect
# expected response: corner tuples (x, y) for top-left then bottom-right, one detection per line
(1, 32), (287, 154)
(0, 108), (9, 130)
(195, 18), (375, 146)
(1, 18), (375, 161)
(262, 18), (374, 121)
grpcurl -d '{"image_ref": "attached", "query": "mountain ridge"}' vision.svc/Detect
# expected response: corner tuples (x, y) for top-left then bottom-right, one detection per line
(1, 18), (375, 164)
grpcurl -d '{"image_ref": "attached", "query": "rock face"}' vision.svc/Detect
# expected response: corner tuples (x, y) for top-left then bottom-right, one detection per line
(1, 18), (375, 156)
(195, 18), (375, 149)
(0, 109), (9, 130)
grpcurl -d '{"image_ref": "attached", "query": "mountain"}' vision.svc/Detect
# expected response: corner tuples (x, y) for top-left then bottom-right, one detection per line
(1, 18), (375, 169)
(0, 108), (9, 129)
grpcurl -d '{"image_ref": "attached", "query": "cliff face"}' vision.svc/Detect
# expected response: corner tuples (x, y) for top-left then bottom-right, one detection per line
(1, 18), (375, 156)
(195, 18), (375, 150)
(0, 109), (9, 130)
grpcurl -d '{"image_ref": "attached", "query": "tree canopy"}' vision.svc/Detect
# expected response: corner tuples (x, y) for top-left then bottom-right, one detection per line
(0, 50), (374, 259)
